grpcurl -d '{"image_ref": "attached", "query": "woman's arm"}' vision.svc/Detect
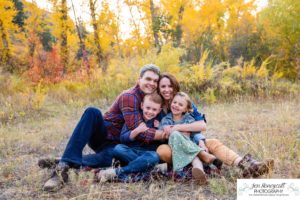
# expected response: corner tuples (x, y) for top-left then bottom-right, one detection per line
(171, 120), (206, 132)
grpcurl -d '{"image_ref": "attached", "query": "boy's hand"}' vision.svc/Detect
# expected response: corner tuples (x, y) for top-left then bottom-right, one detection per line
(154, 120), (160, 128)
(198, 140), (208, 152)
(136, 122), (149, 133)
(130, 122), (149, 140)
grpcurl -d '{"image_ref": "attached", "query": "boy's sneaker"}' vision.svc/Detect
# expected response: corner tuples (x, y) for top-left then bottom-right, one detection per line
(96, 168), (117, 183)
(43, 162), (70, 192)
(192, 167), (207, 185)
(153, 163), (168, 173)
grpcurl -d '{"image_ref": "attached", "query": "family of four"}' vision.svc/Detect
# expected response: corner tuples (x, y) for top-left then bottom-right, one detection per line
(40, 64), (273, 191)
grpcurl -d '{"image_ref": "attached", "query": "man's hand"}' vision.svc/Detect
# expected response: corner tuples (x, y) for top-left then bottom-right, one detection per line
(198, 140), (208, 152)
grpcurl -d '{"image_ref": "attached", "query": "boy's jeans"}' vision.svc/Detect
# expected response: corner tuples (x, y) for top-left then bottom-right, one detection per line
(113, 144), (160, 179)
(60, 107), (115, 168)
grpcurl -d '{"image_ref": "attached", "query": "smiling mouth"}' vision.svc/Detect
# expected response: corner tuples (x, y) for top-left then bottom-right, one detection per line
(171, 107), (179, 112)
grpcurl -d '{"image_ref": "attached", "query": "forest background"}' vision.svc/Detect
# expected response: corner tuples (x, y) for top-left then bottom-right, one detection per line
(0, 0), (300, 199)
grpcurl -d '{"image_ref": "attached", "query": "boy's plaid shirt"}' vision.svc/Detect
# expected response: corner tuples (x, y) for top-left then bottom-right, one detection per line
(103, 85), (156, 144)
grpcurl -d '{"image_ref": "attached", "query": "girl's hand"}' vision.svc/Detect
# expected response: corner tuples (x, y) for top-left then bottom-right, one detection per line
(170, 124), (180, 132)
(198, 140), (208, 152)
(154, 120), (160, 128)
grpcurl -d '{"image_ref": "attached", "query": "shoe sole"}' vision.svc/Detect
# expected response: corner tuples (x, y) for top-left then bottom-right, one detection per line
(253, 159), (275, 178)
(192, 168), (207, 185)
(38, 158), (60, 169)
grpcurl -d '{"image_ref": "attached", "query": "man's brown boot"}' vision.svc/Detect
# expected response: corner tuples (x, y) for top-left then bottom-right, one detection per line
(43, 163), (69, 192)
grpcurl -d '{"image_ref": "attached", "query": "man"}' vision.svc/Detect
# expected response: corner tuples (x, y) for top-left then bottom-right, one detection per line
(42, 64), (166, 191)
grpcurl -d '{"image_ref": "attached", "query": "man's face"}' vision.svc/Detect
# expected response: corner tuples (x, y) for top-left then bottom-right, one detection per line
(141, 98), (161, 121)
(138, 71), (159, 94)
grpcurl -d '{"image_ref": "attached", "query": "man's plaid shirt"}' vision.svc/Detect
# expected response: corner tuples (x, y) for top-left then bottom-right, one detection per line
(103, 85), (156, 144)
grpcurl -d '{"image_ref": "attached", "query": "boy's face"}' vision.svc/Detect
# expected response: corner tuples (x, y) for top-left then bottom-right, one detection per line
(141, 98), (162, 121)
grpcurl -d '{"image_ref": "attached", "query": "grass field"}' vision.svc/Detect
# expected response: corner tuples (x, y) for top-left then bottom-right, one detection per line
(1, 96), (299, 200)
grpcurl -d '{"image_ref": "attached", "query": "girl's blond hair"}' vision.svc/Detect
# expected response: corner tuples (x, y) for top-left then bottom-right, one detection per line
(174, 92), (193, 112)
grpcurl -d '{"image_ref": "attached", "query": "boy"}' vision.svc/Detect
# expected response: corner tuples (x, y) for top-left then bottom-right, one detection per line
(97, 93), (165, 182)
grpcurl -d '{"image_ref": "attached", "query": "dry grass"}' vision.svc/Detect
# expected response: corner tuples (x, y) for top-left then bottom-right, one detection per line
(1, 96), (299, 200)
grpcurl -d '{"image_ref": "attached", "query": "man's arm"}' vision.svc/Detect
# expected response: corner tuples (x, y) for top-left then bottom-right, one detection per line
(120, 125), (134, 144)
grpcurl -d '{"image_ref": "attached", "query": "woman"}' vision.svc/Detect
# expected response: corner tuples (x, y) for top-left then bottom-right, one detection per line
(156, 73), (273, 178)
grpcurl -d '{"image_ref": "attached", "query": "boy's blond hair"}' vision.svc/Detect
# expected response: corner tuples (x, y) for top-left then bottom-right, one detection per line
(143, 93), (163, 105)
(174, 92), (193, 112)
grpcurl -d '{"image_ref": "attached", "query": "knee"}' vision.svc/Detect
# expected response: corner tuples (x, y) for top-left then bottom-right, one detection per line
(144, 151), (160, 165)
(156, 144), (172, 164)
(206, 138), (223, 151)
(113, 144), (128, 157)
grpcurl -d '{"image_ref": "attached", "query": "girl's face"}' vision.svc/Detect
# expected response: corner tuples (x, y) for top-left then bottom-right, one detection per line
(159, 77), (174, 101)
(170, 95), (188, 116)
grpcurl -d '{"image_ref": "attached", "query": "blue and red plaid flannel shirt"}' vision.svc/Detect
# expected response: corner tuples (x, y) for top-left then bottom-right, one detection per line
(103, 85), (156, 144)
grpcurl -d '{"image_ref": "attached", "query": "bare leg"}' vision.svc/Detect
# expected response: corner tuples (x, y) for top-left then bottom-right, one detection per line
(198, 150), (216, 163)
(192, 157), (207, 184)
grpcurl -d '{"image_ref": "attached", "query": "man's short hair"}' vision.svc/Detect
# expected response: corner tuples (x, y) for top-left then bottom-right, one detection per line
(143, 93), (163, 105)
(139, 64), (160, 78)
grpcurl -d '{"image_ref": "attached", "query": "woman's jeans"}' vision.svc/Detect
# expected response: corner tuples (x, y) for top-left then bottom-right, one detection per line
(60, 107), (115, 168)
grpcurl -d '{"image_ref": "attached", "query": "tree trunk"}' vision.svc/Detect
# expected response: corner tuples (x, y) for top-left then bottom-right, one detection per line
(173, 5), (184, 48)
(0, 19), (11, 65)
(60, 0), (68, 75)
(150, 0), (161, 53)
(89, 0), (107, 72)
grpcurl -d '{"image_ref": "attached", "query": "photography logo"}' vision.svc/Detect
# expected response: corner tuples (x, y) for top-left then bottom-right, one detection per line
(237, 179), (300, 200)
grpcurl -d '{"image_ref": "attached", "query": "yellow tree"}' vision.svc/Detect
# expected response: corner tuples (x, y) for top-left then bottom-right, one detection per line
(259, 0), (300, 79)
(0, 0), (17, 68)
(160, 0), (191, 47)
(123, 0), (152, 55)
(223, 0), (257, 62)
(181, 0), (225, 62)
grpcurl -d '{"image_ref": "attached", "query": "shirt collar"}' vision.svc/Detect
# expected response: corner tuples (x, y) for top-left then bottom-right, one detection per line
(135, 84), (145, 99)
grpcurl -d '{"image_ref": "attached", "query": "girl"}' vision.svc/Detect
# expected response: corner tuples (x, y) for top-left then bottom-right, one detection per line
(159, 92), (222, 183)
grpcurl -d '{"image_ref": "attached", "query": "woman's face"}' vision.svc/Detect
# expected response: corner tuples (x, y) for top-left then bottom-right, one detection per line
(159, 77), (174, 100)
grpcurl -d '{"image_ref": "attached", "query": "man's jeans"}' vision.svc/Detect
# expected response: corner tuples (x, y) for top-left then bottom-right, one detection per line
(60, 107), (115, 168)
(113, 144), (160, 180)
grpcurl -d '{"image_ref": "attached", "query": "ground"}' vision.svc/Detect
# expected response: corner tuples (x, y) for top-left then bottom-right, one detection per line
(1, 96), (299, 199)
